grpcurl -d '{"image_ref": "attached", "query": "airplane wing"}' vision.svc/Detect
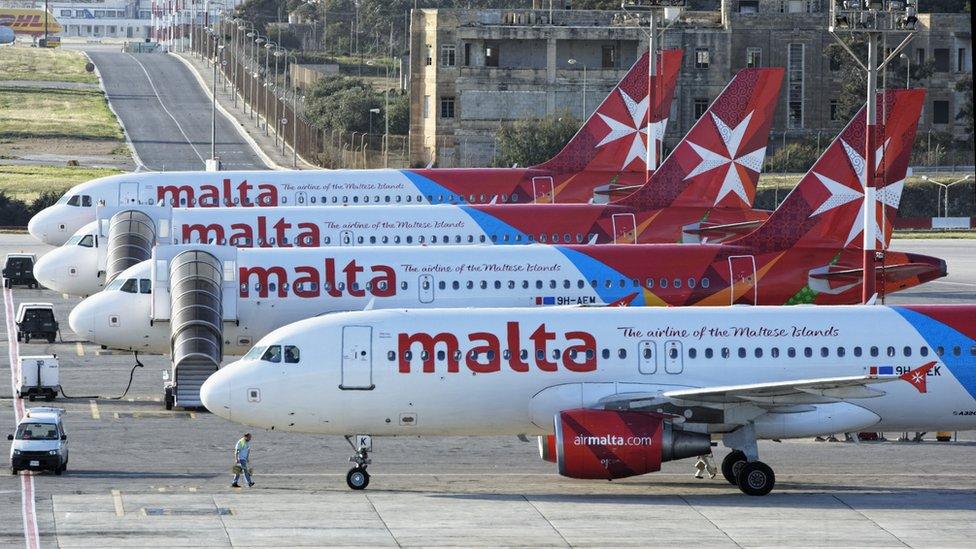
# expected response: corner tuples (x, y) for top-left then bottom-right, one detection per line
(659, 374), (899, 405)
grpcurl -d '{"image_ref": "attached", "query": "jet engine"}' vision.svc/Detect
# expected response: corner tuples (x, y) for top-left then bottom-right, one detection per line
(553, 409), (712, 480)
(538, 434), (556, 463)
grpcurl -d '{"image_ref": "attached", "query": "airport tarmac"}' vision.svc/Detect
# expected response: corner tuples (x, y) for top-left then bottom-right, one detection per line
(1, 233), (974, 547)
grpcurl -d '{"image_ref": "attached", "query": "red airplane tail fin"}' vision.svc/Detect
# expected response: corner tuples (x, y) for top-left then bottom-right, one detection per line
(534, 49), (682, 179)
(610, 67), (784, 211)
(729, 88), (925, 253)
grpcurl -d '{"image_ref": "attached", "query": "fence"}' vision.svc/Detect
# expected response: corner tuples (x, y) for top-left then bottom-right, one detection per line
(190, 25), (410, 169)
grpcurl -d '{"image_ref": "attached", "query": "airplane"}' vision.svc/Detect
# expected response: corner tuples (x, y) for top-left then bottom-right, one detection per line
(66, 86), (938, 353)
(36, 66), (784, 297)
(199, 303), (976, 494)
(27, 49), (682, 246)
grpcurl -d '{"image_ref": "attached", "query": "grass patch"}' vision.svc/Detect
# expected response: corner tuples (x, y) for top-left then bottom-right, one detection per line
(0, 164), (122, 203)
(0, 46), (98, 84)
(0, 86), (123, 140)
(892, 230), (976, 239)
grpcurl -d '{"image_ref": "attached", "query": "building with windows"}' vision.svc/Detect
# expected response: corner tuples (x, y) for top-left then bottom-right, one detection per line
(408, 1), (972, 168)
(40, 0), (152, 39)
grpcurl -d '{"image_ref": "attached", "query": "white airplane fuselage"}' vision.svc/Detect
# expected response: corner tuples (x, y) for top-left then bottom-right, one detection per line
(201, 306), (976, 437)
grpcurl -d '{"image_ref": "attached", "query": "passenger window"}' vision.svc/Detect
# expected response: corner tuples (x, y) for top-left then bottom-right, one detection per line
(870, 346), (879, 357)
(887, 346), (896, 357)
(688, 278), (696, 289)
(853, 346), (862, 357)
(284, 346), (300, 364)
(821, 347), (829, 358)
(602, 349), (610, 359)
(754, 348), (762, 358)
(701, 278), (710, 289)
(646, 278), (654, 289)
(771, 347), (779, 358)
(920, 347), (929, 357)
(618, 349), (627, 359)
(673, 278), (681, 289)
(936, 346), (944, 356)
(903, 346), (912, 357)
(837, 347), (845, 357)
(804, 347), (813, 358)
(787, 347), (796, 358)
(261, 346), (282, 363)
(952, 346), (961, 357)
(660, 278), (668, 289)
(721, 347), (730, 359)
(738, 347), (746, 358)
(387, 351), (396, 361)
(704, 348), (713, 359)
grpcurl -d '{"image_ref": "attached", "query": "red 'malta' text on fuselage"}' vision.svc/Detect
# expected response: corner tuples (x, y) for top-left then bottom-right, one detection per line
(397, 322), (597, 374)
(157, 179), (279, 207)
(238, 259), (395, 299)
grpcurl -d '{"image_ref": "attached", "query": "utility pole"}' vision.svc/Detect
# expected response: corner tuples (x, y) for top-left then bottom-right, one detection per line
(622, 1), (682, 177)
(830, 0), (918, 304)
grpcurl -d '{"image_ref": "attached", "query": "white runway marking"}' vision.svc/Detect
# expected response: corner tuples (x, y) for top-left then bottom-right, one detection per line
(4, 287), (40, 549)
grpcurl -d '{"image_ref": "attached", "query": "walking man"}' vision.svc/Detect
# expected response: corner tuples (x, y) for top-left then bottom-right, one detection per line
(232, 433), (255, 488)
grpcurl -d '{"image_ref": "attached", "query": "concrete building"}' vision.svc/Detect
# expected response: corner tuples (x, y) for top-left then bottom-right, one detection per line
(41, 0), (152, 39)
(408, 1), (972, 168)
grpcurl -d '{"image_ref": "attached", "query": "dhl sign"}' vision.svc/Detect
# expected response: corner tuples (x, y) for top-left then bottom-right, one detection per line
(0, 9), (63, 36)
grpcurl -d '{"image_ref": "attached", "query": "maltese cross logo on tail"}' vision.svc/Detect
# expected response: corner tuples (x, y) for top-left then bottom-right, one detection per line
(808, 139), (901, 246)
(682, 111), (766, 206)
(900, 361), (937, 393)
(596, 89), (649, 170)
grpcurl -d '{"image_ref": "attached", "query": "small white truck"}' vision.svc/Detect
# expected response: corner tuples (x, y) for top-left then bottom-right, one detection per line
(8, 407), (69, 475)
(15, 355), (60, 401)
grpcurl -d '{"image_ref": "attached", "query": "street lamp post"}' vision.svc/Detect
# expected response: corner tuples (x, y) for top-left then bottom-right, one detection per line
(273, 48), (284, 148)
(829, 0), (918, 303)
(252, 35), (266, 123)
(567, 58), (587, 119)
(210, 39), (225, 171)
(922, 174), (974, 217)
(264, 42), (273, 136)
(900, 52), (910, 88)
(368, 107), (380, 141)
(621, 1), (682, 176)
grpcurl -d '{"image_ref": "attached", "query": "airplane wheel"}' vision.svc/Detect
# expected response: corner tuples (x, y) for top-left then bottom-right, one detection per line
(721, 450), (747, 485)
(346, 467), (369, 490)
(737, 461), (775, 496)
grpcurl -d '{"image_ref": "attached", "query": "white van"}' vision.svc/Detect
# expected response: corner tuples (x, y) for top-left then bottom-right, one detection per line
(8, 407), (69, 475)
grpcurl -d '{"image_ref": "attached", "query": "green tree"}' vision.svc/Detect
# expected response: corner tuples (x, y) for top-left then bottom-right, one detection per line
(493, 112), (581, 168)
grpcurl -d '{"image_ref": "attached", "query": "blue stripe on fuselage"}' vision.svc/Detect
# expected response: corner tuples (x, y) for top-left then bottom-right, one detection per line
(555, 247), (644, 306)
(400, 171), (468, 204)
(459, 206), (531, 244)
(893, 306), (976, 400)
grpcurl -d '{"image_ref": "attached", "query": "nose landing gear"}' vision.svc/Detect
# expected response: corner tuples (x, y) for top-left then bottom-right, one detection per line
(344, 435), (372, 490)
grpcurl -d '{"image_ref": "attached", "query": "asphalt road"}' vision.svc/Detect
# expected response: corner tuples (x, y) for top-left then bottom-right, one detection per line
(84, 48), (268, 171)
(0, 236), (973, 547)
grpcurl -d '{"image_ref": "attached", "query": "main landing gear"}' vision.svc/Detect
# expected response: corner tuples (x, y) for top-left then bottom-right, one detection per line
(344, 435), (372, 490)
(721, 424), (776, 496)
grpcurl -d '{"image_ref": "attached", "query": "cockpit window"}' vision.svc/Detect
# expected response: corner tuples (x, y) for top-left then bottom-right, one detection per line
(261, 345), (282, 363)
(243, 346), (266, 361)
(106, 277), (125, 291)
(139, 279), (151, 294)
(67, 195), (81, 206)
(81, 195), (92, 207)
(78, 235), (94, 248)
(120, 279), (138, 293)
(284, 346), (300, 363)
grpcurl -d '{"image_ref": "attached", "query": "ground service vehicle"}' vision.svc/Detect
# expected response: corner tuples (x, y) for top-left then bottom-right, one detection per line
(16, 302), (59, 343)
(9, 407), (69, 475)
(15, 355), (60, 401)
(3, 253), (37, 288)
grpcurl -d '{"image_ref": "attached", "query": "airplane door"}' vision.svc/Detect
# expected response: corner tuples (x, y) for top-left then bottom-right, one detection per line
(638, 340), (657, 374)
(664, 340), (683, 374)
(728, 255), (757, 305)
(340, 230), (354, 246)
(296, 191), (307, 205)
(611, 213), (637, 244)
(119, 182), (139, 205)
(532, 176), (555, 203)
(340, 326), (374, 390)
(418, 274), (434, 303)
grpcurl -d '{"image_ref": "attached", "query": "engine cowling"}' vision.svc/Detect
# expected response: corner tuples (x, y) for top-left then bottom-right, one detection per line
(554, 409), (712, 480)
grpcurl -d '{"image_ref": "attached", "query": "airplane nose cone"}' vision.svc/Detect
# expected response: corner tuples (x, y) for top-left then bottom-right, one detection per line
(27, 214), (45, 243)
(68, 300), (95, 341)
(200, 367), (233, 420)
(33, 252), (60, 292)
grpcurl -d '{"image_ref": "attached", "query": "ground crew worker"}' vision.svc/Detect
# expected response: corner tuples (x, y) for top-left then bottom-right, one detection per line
(693, 454), (717, 479)
(232, 433), (254, 488)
